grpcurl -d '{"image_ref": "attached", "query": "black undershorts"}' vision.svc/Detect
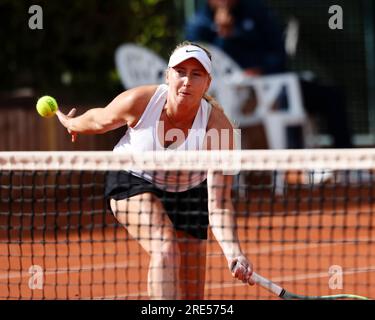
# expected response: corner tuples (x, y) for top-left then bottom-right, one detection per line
(104, 171), (209, 240)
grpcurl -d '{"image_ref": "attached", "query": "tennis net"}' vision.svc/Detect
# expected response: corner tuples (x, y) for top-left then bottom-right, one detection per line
(0, 150), (374, 299)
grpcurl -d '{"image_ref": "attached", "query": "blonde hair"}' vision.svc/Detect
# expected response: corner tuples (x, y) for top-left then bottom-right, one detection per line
(203, 93), (223, 111)
(168, 41), (223, 111)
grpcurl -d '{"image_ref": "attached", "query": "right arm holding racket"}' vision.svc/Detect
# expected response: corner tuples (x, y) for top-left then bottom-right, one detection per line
(207, 171), (255, 286)
(206, 107), (255, 286)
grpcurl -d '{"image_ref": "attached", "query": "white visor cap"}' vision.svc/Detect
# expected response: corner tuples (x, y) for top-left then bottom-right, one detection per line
(168, 45), (212, 75)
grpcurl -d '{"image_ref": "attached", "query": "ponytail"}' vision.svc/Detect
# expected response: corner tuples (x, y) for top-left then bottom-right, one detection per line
(203, 93), (238, 129)
(203, 93), (223, 111)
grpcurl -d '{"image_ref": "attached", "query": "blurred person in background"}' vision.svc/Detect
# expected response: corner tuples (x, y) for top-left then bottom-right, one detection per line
(186, 0), (353, 148)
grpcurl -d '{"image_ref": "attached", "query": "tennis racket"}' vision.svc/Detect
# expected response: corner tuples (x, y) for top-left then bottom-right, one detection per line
(232, 263), (369, 300)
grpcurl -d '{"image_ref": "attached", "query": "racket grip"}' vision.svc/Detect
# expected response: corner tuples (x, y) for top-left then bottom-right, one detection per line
(231, 261), (285, 297)
(251, 272), (284, 297)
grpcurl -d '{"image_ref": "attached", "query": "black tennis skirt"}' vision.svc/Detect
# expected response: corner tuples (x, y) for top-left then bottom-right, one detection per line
(104, 171), (209, 240)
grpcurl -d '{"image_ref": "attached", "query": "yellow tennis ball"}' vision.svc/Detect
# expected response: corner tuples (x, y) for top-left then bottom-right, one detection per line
(36, 96), (58, 118)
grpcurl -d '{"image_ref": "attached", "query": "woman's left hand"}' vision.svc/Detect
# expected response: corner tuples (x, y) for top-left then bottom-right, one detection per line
(56, 108), (77, 142)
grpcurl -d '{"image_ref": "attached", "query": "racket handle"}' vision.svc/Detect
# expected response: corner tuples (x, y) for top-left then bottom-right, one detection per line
(250, 272), (285, 297)
(231, 261), (285, 297)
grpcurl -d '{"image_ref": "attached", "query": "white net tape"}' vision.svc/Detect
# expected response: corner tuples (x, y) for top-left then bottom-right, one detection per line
(0, 149), (375, 171)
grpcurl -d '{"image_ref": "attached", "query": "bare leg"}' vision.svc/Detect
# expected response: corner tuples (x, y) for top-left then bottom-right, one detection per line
(110, 193), (180, 299)
(176, 230), (207, 299)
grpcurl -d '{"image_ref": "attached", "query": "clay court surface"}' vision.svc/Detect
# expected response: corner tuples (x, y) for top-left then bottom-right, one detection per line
(0, 174), (374, 300)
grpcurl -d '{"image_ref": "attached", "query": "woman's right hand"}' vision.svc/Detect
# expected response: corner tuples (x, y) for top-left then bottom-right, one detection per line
(56, 108), (77, 142)
(229, 255), (255, 285)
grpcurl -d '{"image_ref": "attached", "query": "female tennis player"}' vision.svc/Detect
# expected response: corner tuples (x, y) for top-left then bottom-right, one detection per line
(56, 41), (254, 299)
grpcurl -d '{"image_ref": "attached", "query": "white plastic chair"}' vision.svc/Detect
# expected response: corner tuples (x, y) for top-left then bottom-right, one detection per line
(227, 73), (309, 193)
(229, 73), (308, 149)
(114, 43), (167, 89)
(199, 44), (308, 149)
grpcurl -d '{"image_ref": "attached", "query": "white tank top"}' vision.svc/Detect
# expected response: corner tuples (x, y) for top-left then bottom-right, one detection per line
(113, 84), (212, 192)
